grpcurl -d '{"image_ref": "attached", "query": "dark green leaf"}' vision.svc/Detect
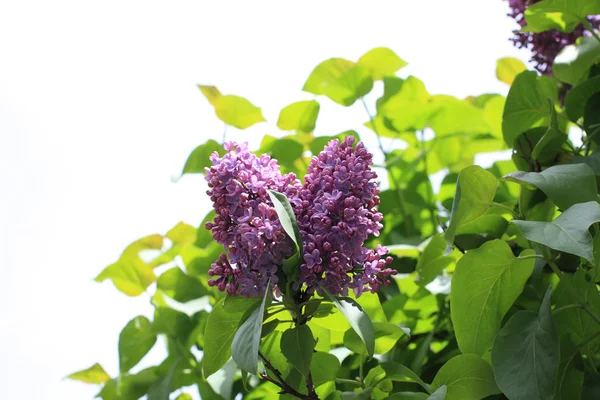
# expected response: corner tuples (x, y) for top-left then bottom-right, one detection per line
(323, 291), (375, 358)
(119, 316), (157, 373)
(583, 373), (600, 399)
(554, 37), (600, 85)
(503, 164), (597, 210)
(445, 166), (498, 249)
(512, 201), (600, 263)
(303, 58), (373, 106)
(554, 336), (585, 400)
(502, 71), (557, 145)
(147, 359), (180, 400)
(341, 387), (373, 399)
(65, 363), (111, 384)
(554, 268), (600, 355)
(277, 100), (320, 132)
(203, 297), (260, 377)
(450, 240), (535, 355)
(231, 284), (270, 373)
(491, 286), (560, 400)
(430, 354), (500, 400)
(181, 140), (221, 176)
(565, 75), (600, 121)
(357, 47), (408, 80)
(281, 325), (315, 377)
(531, 98), (566, 160)
(387, 393), (429, 400)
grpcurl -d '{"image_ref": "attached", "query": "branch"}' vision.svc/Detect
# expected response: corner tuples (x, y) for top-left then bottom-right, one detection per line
(259, 352), (312, 400)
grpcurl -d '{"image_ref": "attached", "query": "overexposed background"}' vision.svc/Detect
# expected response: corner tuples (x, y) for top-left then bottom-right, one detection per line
(0, 1), (525, 398)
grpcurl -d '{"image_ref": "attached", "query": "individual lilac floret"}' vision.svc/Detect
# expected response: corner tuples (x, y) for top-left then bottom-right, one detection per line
(294, 136), (395, 297)
(204, 141), (301, 297)
(506, 0), (600, 74)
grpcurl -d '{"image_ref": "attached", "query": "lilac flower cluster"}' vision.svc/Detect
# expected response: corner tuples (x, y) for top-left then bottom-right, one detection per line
(293, 137), (395, 296)
(205, 137), (395, 298)
(204, 142), (301, 297)
(506, 0), (600, 74)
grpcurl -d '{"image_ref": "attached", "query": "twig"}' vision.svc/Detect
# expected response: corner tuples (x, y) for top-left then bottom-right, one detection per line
(259, 352), (312, 399)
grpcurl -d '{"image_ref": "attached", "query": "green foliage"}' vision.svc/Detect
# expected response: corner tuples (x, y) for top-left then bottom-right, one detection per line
(75, 37), (600, 400)
(524, 0), (600, 32)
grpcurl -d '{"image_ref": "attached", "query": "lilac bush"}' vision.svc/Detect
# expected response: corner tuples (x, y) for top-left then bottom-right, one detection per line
(205, 137), (395, 298)
(506, 0), (600, 74)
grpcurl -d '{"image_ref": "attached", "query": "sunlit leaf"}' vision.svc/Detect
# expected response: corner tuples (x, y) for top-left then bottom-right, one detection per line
(66, 363), (111, 384)
(430, 354), (500, 400)
(197, 85), (222, 106)
(496, 57), (527, 85)
(554, 37), (600, 85)
(524, 0), (600, 33)
(277, 100), (320, 132)
(358, 47), (408, 80)
(451, 240), (535, 355)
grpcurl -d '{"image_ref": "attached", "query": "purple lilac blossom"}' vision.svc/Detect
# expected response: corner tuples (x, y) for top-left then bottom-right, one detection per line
(506, 0), (600, 74)
(204, 141), (301, 297)
(294, 136), (396, 297)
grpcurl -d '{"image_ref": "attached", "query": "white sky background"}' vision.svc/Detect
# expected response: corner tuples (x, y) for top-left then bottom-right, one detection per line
(0, 1), (527, 398)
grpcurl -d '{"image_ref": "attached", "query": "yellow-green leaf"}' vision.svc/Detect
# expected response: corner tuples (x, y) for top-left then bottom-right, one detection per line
(496, 57), (527, 85)
(277, 100), (320, 132)
(213, 95), (265, 129)
(166, 222), (197, 245)
(358, 47), (408, 80)
(66, 363), (111, 384)
(197, 85), (222, 106)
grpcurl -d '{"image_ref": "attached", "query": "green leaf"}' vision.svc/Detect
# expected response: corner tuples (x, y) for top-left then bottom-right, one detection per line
(323, 291), (375, 358)
(430, 354), (500, 400)
(444, 166), (498, 249)
(554, 336), (585, 400)
(270, 138), (304, 169)
(387, 393), (429, 400)
(303, 58), (373, 106)
(310, 352), (340, 387)
(165, 222), (197, 245)
(95, 235), (163, 296)
(502, 71), (557, 145)
(531, 98), (566, 160)
(496, 57), (527, 85)
(491, 286), (560, 400)
(281, 325), (315, 377)
(565, 75), (600, 122)
(180, 139), (221, 176)
(343, 321), (406, 355)
(554, 268), (600, 355)
(450, 240), (535, 355)
(66, 363), (111, 384)
(416, 234), (454, 286)
(381, 76), (435, 132)
(427, 386), (447, 400)
(231, 284), (270, 373)
(157, 267), (207, 303)
(512, 201), (600, 263)
(380, 362), (431, 393)
(357, 47), (408, 80)
(147, 359), (180, 400)
(524, 0), (600, 32)
(261, 331), (292, 379)
(119, 316), (157, 373)
(341, 387), (373, 399)
(175, 394), (193, 400)
(503, 164), (597, 210)
(277, 100), (320, 132)
(203, 296), (260, 378)
(268, 190), (303, 281)
(554, 37), (600, 85)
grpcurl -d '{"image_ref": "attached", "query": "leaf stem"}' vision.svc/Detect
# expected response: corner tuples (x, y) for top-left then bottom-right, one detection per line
(359, 354), (366, 388)
(335, 378), (362, 387)
(492, 202), (519, 218)
(552, 303), (583, 315)
(518, 254), (546, 261)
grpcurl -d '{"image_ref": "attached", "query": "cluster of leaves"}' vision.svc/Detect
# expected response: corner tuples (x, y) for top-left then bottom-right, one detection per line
(68, 1), (600, 398)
